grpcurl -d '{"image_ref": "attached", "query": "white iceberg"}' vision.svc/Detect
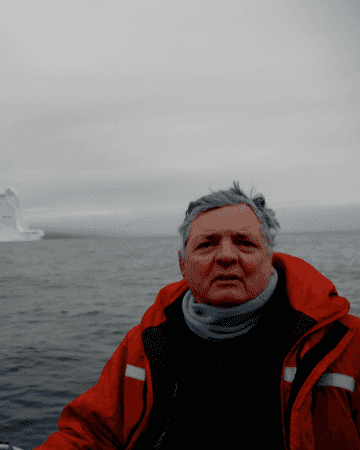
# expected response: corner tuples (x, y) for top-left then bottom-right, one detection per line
(0, 186), (44, 241)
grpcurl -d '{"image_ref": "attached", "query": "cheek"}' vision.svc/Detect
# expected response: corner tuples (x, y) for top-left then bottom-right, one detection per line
(241, 254), (260, 269)
(186, 260), (209, 280)
(242, 253), (268, 272)
(190, 263), (206, 278)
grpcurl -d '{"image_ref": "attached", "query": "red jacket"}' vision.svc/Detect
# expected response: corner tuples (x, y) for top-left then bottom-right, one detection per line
(34, 252), (360, 450)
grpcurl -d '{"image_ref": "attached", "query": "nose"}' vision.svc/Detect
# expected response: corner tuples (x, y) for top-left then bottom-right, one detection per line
(216, 240), (239, 265)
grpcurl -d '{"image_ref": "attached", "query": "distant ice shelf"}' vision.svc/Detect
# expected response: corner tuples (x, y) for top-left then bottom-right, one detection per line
(0, 186), (44, 242)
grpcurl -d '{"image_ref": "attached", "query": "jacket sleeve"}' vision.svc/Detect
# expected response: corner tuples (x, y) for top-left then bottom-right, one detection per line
(33, 333), (132, 450)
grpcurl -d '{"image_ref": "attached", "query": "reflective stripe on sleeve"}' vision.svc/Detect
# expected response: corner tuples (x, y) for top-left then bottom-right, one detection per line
(284, 367), (355, 392)
(317, 373), (355, 392)
(284, 366), (297, 382)
(125, 364), (146, 381)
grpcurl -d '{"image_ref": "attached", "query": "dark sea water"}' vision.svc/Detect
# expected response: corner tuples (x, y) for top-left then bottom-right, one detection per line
(1, 231), (360, 449)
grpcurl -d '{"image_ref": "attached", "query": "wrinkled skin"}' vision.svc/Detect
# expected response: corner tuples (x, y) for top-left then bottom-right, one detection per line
(178, 204), (274, 308)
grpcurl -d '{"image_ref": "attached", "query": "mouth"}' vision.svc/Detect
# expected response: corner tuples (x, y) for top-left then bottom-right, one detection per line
(214, 276), (241, 282)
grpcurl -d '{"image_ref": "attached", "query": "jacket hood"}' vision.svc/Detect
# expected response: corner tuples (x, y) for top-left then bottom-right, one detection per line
(141, 252), (350, 330)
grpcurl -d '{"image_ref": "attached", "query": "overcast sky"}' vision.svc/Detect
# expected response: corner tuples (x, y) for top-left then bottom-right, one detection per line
(1, 0), (359, 235)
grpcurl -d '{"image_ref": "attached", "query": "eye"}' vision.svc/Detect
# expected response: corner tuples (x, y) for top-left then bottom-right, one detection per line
(233, 238), (255, 247)
(198, 242), (211, 249)
(198, 241), (254, 249)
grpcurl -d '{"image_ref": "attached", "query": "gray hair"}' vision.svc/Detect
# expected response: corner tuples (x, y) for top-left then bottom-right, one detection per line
(177, 180), (281, 261)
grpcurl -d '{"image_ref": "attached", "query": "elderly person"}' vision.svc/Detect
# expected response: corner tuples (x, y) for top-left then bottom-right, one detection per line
(35, 181), (360, 450)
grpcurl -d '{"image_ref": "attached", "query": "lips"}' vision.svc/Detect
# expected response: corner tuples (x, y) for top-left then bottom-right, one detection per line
(214, 275), (241, 282)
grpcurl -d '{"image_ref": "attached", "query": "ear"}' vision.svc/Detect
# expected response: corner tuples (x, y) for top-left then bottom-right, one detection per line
(178, 250), (185, 278)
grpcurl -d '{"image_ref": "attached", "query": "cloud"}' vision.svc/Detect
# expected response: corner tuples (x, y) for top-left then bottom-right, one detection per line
(0, 0), (358, 226)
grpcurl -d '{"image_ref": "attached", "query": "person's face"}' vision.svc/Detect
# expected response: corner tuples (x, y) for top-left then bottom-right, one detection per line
(178, 204), (274, 308)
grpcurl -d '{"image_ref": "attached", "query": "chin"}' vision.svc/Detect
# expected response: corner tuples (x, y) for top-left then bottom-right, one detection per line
(193, 286), (249, 306)
(210, 287), (247, 303)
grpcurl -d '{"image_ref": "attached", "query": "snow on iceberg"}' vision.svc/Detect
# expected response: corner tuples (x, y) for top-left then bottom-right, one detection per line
(0, 186), (44, 241)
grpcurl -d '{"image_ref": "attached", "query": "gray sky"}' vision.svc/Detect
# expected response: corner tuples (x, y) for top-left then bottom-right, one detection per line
(1, 0), (359, 235)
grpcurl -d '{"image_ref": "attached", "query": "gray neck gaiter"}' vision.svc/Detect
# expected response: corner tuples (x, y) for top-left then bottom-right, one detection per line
(182, 268), (278, 340)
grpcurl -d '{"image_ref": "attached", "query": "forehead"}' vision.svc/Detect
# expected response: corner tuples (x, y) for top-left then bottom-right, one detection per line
(189, 204), (262, 238)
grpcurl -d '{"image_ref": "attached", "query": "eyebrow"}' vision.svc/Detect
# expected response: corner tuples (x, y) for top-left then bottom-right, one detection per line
(196, 233), (253, 241)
